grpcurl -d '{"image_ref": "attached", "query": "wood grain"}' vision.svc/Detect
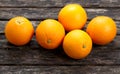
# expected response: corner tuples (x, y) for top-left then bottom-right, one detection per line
(0, 0), (120, 7)
(0, 35), (119, 65)
(0, 8), (120, 20)
(0, 66), (119, 74)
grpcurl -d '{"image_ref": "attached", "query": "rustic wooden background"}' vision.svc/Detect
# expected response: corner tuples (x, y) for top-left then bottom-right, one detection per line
(0, 0), (120, 74)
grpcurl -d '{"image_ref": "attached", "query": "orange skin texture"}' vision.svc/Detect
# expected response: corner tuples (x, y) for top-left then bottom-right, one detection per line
(58, 4), (87, 32)
(63, 30), (92, 59)
(36, 19), (65, 49)
(5, 16), (34, 46)
(86, 16), (117, 45)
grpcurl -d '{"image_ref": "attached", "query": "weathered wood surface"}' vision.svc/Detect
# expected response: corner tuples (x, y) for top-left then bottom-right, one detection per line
(0, 43), (120, 65)
(1, 33), (120, 65)
(0, 8), (120, 20)
(0, 0), (120, 7)
(0, 66), (120, 74)
(0, 0), (120, 73)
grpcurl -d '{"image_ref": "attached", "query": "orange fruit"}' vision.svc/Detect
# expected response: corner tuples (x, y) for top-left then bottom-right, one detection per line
(36, 19), (65, 49)
(5, 16), (34, 46)
(63, 30), (92, 59)
(86, 16), (117, 45)
(58, 4), (87, 31)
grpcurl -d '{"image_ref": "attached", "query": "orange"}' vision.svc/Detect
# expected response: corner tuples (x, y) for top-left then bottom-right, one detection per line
(63, 30), (92, 59)
(5, 16), (34, 46)
(86, 16), (117, 45)
(36, 19), (65, 49)
(58, 4), (87, 31)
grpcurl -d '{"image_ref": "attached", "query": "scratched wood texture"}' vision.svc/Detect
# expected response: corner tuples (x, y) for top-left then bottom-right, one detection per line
(0, 0), (120, 74)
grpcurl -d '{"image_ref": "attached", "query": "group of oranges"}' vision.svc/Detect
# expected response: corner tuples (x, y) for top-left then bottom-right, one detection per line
(4, 4), (117, 59)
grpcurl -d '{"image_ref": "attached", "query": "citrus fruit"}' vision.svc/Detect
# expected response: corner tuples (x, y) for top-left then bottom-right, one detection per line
(58, 4), (87, 31)
(5, 16), (34, 46)
(63, 30), (92, 59)
(36, 19), (65, 49)
(86, 16), (117, 45)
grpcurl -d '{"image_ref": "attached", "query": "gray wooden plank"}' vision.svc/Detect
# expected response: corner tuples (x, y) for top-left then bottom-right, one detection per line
(0, 8), (120, 21)
(0, 0), (120, 7)
(0, 35), (120, 48)
(0, 20), (120, 34)
(0, 66), (119, 74)
(0, 36), (119, 65)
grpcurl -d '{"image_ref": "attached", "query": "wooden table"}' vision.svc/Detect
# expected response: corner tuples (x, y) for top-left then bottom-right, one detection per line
(0, 0), (120, 74)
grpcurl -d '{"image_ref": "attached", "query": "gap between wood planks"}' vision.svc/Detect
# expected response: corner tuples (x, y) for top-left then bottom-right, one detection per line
(0, 63), (119, 66)
(0, 6), (120, 8)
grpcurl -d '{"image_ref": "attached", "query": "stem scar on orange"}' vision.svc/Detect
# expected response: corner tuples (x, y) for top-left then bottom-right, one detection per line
(86, 16), (117, 45)
(63, 30), (92, 59)
(36, 19), (65, 49)
(58, 4), (87, 32)
(5, 16), (34, 46)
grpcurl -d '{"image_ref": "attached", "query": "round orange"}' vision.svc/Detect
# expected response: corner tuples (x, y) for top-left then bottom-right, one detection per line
(63, 30), (92, 59)
(5, 16), (34, 46)
(86, 16), (117, 45)
(58, 4), (87, 31)
(36, 19), (65, 49)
